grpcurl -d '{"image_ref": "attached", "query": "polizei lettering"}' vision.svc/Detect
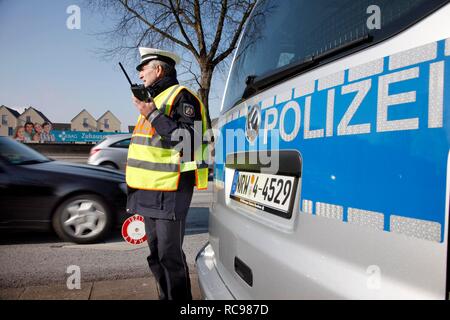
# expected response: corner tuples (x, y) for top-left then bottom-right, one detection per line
(261, 58), (446, 144)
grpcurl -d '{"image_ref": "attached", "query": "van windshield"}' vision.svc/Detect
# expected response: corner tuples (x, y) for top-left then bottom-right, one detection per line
(222, 0), (445, 112)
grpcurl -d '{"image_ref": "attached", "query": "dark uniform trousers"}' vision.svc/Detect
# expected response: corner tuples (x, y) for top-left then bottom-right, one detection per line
(144, 171), (195, 300)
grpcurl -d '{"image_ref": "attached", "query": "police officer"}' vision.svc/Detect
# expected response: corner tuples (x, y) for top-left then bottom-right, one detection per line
(126, 47), (209, 300)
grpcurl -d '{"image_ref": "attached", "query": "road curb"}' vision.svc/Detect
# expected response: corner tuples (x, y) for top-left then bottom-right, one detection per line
(0, 274), (202, 300)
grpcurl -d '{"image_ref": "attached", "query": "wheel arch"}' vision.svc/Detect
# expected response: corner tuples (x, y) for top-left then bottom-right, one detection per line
(99, 161), (119, 169)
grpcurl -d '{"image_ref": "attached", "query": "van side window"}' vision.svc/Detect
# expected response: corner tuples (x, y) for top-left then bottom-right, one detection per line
(222, 0), (446, 112)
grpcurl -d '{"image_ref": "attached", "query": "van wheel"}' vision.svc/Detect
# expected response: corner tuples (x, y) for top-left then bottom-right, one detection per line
(52, 194), (112, 244)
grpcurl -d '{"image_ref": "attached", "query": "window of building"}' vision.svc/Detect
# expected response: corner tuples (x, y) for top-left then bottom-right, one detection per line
(2, 115), (7, 125)
(8, 127), (13, 136)
(104, 119), (110, 129)
(83, 118), (89, 128)
(26, 116), (31, 123)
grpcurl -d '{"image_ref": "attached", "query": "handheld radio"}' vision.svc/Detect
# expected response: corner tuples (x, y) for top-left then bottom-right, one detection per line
(118, 62), (151, 102)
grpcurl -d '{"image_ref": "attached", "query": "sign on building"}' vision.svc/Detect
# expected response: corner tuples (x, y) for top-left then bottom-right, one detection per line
(53, 130), (126, 143)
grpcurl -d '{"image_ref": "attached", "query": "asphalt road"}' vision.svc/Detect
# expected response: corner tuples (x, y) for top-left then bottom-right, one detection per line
(0, 208), (209, 289)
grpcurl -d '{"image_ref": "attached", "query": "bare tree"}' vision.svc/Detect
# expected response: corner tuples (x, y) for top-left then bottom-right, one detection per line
(89, 0), (257, 122)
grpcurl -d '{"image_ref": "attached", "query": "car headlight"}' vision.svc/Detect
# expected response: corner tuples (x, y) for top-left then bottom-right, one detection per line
(119, 183), (128, 195)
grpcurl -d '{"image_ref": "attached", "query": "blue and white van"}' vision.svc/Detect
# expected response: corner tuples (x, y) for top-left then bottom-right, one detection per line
(196, 0), (450, 299)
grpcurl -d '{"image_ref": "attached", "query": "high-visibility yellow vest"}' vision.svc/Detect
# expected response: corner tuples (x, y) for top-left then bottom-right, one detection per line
(126, 84), (209, 191)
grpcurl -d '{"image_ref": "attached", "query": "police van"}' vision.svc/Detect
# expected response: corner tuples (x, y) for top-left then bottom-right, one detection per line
(196, 0), (450, 299)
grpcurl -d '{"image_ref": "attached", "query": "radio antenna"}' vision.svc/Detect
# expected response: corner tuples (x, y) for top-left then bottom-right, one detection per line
(118, 62), (133, 86)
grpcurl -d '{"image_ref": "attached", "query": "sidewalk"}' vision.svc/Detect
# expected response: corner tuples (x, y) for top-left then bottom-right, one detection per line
(0, 275), (202, 300)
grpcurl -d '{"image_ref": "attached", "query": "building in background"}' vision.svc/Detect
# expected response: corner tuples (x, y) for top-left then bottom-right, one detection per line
(1, 105), (51, 137)
(71, 109), (121, 132)
(18, 106), (52, 126)
(0, 105), (20, 137)
(71, 109), (97, 132)
(1, 105), (124, 137)
(97, 111), (121, 132)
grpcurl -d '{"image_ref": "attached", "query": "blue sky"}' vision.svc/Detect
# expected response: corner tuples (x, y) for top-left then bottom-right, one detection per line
(0, 0), (224, 131)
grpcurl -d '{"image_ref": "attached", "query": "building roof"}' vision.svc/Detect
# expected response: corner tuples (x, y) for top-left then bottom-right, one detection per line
(1, 105), (20, 118)
(21, 106), (52, 123)
(97, 110), (121, 124)
(71, 109), (96, 122)
(35, 108), (52, 124)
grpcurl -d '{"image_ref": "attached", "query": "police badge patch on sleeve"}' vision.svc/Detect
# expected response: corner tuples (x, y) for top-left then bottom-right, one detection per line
(183, 103), (195, 117)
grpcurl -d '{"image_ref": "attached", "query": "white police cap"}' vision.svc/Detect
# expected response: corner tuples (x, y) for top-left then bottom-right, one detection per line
(136, 47), (181, 71)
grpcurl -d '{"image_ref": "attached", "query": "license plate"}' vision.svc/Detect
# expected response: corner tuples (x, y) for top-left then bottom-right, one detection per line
(230, 171), (296, 217)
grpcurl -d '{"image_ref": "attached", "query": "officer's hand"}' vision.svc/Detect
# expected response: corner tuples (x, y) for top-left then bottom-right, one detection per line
(132, 96), (156, 118)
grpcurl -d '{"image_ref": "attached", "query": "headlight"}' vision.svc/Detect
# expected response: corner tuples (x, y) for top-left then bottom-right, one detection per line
(119, 183), (128, 194)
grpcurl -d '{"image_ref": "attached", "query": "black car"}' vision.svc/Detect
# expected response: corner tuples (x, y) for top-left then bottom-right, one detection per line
(0, 137), (128, 244)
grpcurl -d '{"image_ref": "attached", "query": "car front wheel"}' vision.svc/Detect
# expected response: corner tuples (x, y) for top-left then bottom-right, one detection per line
(52, 194), (113, 244)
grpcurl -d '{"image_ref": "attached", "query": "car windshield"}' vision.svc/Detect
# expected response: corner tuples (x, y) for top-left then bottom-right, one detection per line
(0, 138), (51, 165)
(222, 0), (442, 112)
